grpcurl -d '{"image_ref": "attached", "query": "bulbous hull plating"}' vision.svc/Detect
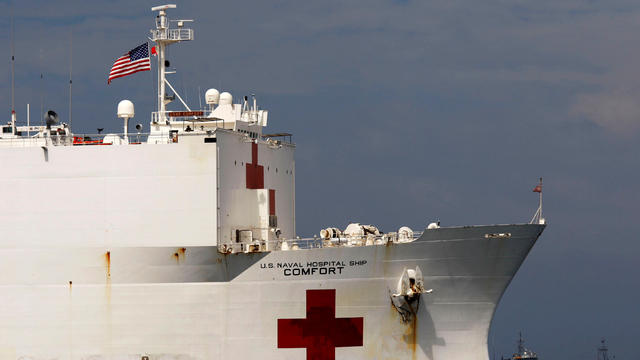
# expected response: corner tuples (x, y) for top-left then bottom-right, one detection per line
(0, 224), (544, 360)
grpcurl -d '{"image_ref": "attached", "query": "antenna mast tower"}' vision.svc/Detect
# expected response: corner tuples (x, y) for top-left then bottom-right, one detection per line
(149, 4), (193, 123)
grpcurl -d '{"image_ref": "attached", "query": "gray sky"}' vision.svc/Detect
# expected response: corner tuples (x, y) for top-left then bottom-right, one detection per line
(2, 0), (639, 358)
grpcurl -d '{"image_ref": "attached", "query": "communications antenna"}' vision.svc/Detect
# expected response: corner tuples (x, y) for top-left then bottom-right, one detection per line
(10, 7), (16, 135)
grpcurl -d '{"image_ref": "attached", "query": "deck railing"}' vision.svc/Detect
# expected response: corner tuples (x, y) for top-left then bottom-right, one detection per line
(151, 111), (228, 129)
(150, 28), (193, 42)
(0, 133), (154, 147)
(218, 231), (424, 254)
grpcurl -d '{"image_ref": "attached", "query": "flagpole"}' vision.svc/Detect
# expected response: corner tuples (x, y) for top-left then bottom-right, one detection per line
(539, 177), (543, 221)
(69, 28), (73, 131)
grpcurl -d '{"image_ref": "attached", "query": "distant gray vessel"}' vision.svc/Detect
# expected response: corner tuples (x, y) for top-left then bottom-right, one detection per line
(510, 333), (538, 360)
(597, 339), (613, 360)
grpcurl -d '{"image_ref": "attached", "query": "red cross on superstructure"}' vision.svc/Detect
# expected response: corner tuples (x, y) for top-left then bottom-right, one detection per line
(245, 142), (276, 216)
(278, 289), (364, 360)
(246, 142), (264, 189)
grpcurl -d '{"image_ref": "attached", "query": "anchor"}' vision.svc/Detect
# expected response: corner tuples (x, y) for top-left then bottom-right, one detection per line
(390, 266), (432, 323)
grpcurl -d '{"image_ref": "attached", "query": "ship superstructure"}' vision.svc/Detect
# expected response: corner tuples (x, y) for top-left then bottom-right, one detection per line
(0, 5), (546, 360)
(597, 339), (614, 360)
(511, 333), (538, 360)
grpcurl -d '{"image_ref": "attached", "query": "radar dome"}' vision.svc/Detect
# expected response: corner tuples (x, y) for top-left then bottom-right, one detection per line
(205, 88), (220, 105)
(219, 92), (233, 106)
(117, 100), (135, 118)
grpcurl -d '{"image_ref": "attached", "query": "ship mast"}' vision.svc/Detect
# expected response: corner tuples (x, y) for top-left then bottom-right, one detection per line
(150, 4), (193, 123)
(68, 29), (73, 131)
(597, 338), (610, 360)
(517, 332), (525, 354)
(10, 7), (16, 135)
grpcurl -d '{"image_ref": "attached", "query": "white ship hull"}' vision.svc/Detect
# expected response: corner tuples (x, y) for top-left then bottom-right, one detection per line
(0, 6), (547, 359)
(0, 224), (544, 360)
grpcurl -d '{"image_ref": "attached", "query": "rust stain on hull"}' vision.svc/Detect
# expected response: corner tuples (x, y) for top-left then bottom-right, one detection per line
(379, 301), (417, 359)
(404, 315), (417, 360)
(103, 250), (113, 349)
(390, 298), (419, 360)
(174, 247), (188, 263)
(104, 250), (112, 305)
(104, 251), (111, 279)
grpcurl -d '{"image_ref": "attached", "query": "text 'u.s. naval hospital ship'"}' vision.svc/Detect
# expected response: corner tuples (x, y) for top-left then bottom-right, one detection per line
(0, 5), (546, 360)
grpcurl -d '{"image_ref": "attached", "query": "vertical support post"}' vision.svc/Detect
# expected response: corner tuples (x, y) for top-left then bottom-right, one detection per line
(26, 103), (29, 137)
(123, 117), (129, 140)
(69, 28), (73, 131)
(11, 111), (16, 135)
(158, 41), (166, 122)
(538, 177), (543, 221)
(10, 8), (16, 136)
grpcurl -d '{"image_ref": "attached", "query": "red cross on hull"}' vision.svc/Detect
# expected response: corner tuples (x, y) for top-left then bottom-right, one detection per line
(278, 289), (364, 360)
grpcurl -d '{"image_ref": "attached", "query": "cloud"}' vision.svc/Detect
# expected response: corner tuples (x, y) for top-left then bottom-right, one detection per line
(571, 88), (640, 135)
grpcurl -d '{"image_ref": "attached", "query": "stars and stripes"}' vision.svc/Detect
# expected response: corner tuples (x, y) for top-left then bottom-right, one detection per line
(108, 43), (151, 84)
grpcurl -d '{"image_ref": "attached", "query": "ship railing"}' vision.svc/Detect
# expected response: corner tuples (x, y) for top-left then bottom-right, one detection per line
(0, 136), (50, 147)
(151, 111), (230, 128)
(150, 28), (193, 42)
(70, 133), (152, 145)
(0, 134), (75, 147)
(0, 133), (159, 147)
(73, 132), (214, 145)
(218, 231), (424, 254)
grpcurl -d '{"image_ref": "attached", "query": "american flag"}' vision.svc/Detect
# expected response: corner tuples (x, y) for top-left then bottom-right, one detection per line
(533, 177), (543, 193)
(108, 43), (151, 84)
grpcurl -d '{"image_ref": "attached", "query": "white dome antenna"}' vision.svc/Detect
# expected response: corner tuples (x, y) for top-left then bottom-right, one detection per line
(117, 100), (134, 141)
(205, 88), (220, 106)
(219, 92), (233, 106)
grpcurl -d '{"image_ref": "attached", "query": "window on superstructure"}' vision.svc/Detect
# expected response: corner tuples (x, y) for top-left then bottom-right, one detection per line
(2, 127), (11, 134)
